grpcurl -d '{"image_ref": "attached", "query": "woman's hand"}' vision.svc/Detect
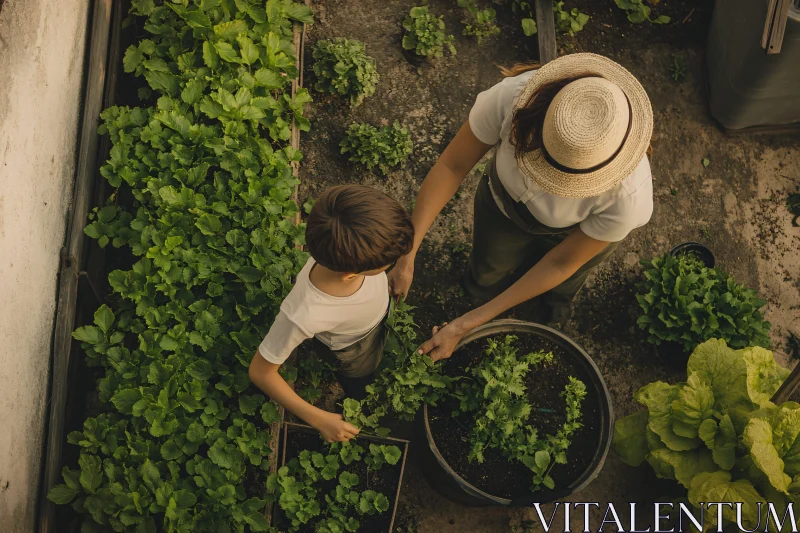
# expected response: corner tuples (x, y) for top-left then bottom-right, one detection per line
(312, 411), (360, 443)
(418, 321), (464, 362)
(387, 254), (415, 299)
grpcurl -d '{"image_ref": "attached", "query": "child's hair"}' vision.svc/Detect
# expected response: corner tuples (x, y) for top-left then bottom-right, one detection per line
(305, 185), (414, 273)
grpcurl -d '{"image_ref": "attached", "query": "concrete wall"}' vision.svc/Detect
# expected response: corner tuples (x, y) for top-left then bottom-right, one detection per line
(0, 0), (90, 530)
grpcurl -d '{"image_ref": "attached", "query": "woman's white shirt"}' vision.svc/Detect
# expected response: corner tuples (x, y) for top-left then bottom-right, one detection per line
(468, 70), (653, 243)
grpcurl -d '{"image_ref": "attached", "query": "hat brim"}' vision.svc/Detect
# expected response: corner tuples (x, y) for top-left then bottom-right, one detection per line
(513, 53), (653, 199)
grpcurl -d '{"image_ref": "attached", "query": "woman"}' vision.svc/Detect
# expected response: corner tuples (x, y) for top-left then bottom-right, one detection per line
(388, 53), (654, 361)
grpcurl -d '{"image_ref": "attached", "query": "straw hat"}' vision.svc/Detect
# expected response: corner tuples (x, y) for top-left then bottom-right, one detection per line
(514, 53), (653, 198)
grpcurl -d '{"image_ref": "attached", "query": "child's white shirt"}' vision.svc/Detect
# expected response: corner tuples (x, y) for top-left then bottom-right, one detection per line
(258, 257), (389, 365)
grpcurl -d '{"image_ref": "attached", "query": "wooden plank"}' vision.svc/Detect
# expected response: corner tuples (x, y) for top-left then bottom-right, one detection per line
(767, 0), (792, 54)
(772, 361), (800, 405)
(535, 0), (557, 64)
(264, 2), (309, 523)
(762, 0), (780, 49)
(38, 1), (114, 532)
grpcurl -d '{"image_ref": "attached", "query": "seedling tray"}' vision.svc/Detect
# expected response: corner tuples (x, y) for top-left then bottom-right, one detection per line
(270, 422), (409, 533)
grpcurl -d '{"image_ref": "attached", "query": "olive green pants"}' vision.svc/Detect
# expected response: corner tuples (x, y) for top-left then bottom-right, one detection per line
(464, 173), (619, 307)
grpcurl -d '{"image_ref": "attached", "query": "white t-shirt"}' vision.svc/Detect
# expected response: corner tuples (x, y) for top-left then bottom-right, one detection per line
(468, 70), (653, 242)
(258, 258), (389, 365)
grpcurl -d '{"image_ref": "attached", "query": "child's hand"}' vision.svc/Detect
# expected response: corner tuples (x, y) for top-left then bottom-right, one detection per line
(313, 411), (360, 443)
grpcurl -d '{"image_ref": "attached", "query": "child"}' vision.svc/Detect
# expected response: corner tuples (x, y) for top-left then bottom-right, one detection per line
(248, 185), (414, 443)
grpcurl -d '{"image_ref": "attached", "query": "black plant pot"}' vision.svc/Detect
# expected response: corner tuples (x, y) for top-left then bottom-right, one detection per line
(669, 242), (715, 268)
(415, 319), (614, 507)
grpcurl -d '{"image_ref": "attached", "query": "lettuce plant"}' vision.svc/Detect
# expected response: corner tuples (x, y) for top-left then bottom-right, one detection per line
(637, 253), (771, 353)
(613, 339), (793, 531)
(402, 6), (456, 59)
(614, 0), (670, 24)
(312, 38), (379, 107)
(339, 121), (413, 176)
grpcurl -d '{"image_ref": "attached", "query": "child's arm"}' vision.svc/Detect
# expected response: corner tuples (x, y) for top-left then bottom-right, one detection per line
(248, 353), (360, 443)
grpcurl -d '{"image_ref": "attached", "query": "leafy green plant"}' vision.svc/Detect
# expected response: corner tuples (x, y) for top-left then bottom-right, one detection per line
(553, 1), (589, 35)
(312, 38), (379, 107)
(451, 335), (586, 490)
(365, 443), (403, 471)
(267, 443), (396, 532)
(669, 53), (687, 82)
(457, 0), (501, 44)
(637, 253), (772, 353)
(614, 0), (670, 24)
(339, 121), (414, 176)
(402, 5), (456, 58)
(296, 353), (336, 405)
(613, 339), (793, 531)
(47, 0), (313, 531)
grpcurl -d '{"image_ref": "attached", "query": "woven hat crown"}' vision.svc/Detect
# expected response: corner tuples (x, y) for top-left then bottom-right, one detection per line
(542, 77), (630, 171)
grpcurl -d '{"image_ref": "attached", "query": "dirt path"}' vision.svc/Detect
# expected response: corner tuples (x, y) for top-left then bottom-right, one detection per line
(298, 0), (800, 530)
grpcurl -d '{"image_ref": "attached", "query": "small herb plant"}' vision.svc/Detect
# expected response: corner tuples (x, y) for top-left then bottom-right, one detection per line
(613, 339), (791, 532)
(553, 1), (590, 35)
(452, 336), (586, 490)
(457, 0), (501, 44)
(343, 299), (453, 436)
(636, 253), (771, 353)
(614, 0), (670, 24)
(267, 442), (399, 532)
(402, 5), (457, 59)
(312, 38), (380, 107)
(340, 121), (414, 176)
(669, 53), (687, 82)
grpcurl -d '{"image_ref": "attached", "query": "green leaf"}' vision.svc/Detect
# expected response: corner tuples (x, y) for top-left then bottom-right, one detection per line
(47, 484), (80, 504)
(635, 381), (700, 451)
(237, 35), (260, 65)
(688, 471), (765, 531)
(123, 46), (144, 73)
(112, 388), (143, 415)
(711, 414), (737, 470)
(73, 325), (104, 344)
(521, 18), (537, 36)
(742, 346), (790, 407)
(646, 447), (717, 488)
(215, 41), (240, 63)
(261, 401), (281, 424)
(702, 158), (710, 167)
(743, 417), (791, 493)
(687, 339), (753, 415)
(613, 409), (649, 466)
(93, 305), (115, 334)
(181, 79), (205, 104)
(213, 20), (248, 39)
(671, 373), (715, 439)
(285, 3), (314, 23)
(78, 454), (103, 493)
(196, 214), (222, 235)
(202, 41), (219, 69)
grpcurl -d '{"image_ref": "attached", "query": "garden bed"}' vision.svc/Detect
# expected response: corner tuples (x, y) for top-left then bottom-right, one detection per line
(271, 423), (409, 533)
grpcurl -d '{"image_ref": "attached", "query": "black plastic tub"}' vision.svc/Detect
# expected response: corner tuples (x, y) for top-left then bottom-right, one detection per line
(416, 319), (614, 507)
(669, 242), (715, 268)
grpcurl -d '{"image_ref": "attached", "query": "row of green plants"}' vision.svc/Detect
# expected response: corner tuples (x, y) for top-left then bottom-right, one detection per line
(267, 443), (401, 532)
(613, 339), (794, 531)
(47, 1), (314, 531)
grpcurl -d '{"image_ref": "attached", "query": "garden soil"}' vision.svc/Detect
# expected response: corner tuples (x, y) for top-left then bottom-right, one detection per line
(298, 0), (800, 530)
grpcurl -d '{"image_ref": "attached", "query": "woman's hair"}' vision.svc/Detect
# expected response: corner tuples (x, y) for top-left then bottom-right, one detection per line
(501, 63), (654, 160)
(508, 73), (594, 160)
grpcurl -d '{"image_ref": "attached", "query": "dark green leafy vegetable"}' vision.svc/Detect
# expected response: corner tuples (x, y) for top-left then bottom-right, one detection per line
(614, 0), (670, 24)
(402, 5), (456, 58)
(637, 253), (771, 353)
(457, 0), (501, 44)
(339, 121), (414, 176)
(312, 38), (379, 107)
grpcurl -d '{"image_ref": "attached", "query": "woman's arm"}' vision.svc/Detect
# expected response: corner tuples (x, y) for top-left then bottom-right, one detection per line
(388, 121), (493, 298)
(418, 229), (611, 361)
(248, 353), (360, 442)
